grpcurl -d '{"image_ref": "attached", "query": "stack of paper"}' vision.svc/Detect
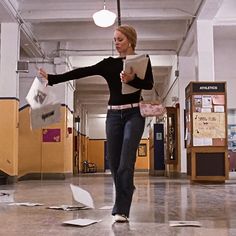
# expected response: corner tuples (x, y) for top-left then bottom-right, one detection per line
(122, 54), (149, 94)
(123, 54), (149, 79)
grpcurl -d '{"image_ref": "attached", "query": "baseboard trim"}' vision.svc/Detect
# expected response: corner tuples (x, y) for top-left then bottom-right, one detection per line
(18, 172), (73, 181)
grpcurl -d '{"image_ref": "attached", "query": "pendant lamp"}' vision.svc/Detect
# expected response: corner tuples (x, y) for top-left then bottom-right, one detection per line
(93, 0), (117, 27)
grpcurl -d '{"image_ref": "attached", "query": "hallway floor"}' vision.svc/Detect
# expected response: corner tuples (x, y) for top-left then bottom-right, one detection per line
(1, 173), (236, 236)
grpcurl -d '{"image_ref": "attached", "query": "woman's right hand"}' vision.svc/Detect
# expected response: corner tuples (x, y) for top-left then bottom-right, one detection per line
(120, 67), (135, 83)
(38, 68), (48, 80)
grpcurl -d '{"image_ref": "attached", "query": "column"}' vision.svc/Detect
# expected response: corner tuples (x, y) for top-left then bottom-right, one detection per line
(0, 23), (20, 180)
(178, 56), (195, 174)
(194, 20), (215, 81)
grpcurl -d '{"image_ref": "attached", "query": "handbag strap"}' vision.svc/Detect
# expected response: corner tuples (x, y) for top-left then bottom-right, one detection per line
(153, 86), (159, 96)
(140, 84), (163, 102)
(153, 85), (163, 103)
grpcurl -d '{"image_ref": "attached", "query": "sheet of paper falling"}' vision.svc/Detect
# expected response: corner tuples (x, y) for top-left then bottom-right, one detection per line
(70, 184), (94, 209)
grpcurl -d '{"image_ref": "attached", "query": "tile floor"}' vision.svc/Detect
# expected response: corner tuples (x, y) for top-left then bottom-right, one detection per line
(1, 173), (236, 236)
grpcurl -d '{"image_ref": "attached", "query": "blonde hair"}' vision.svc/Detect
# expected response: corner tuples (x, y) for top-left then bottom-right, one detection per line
(116, 25), (137, 50)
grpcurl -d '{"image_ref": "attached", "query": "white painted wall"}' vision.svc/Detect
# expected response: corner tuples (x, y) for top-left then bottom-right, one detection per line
(214, 39), (236, 109)
(88, 115), (106, 139)
(0, 23), (20, 98)
(178, 56), (196, 173)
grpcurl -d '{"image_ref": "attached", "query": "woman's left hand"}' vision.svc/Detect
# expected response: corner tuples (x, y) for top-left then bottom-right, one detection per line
(120, 67), (135, 83)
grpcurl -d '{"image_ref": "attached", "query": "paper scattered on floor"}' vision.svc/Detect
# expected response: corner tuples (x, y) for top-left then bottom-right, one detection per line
(99, 205), (113, 210)
(0, 190), (14, 203)
(8, 202), (44, 207)
(63, 218), (102, 227)
(47, 204), (90, 211)
(169, 221), (202, 227)
(70, 184), (94, 209)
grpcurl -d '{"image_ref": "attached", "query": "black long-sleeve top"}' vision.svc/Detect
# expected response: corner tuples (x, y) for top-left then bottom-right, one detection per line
(48, 56), (153, 105)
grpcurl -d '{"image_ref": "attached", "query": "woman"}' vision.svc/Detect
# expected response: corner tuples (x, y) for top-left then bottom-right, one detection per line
(39, 25), (153, 222)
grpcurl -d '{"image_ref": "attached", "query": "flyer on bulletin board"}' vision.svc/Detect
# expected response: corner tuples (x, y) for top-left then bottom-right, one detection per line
(193, 112), (225, 139)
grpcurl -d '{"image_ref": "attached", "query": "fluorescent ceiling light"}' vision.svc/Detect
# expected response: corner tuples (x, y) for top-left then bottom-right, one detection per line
(93, 1), (116, 27)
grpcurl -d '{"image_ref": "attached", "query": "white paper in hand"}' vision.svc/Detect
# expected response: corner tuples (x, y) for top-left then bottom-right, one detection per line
(122, 54), (149, 94)
(121, 83), (139, 94)
(70, 184), (94, 209)
(124, 54), (149, 79)
(26, 77), (61, 129)
(26, 77), (57, 109)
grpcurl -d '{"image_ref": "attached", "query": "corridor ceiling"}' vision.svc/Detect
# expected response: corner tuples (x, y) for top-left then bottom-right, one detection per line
(0, 0), (235, 115)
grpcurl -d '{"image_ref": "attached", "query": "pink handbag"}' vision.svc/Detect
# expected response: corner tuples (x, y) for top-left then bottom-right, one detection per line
(139, 101), (166, 117)
(139, 86), (166, 117)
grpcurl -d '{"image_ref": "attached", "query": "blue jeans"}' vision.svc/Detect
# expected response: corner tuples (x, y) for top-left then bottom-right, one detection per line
(106, 107), (145, 217)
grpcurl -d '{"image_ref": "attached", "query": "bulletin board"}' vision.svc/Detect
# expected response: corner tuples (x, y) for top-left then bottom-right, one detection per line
(185, 82), (228, 182)
(185, 83), (227, 147)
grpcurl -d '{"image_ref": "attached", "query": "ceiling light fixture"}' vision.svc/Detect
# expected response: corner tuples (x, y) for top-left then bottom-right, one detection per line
(93, 0), (117, 27)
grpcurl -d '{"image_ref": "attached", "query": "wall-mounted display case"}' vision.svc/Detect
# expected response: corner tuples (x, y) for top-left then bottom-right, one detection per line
(165, 107), (178, 164)
(185, 81), (228, 182)
(228, 109), (236, 171)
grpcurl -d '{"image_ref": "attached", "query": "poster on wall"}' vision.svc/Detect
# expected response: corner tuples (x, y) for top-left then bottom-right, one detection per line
(138, 144), (147, 157)
(43, 128), (61, 142)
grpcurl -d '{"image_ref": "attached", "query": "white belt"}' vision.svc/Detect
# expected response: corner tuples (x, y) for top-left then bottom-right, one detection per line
(108, 103), (139, 110)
